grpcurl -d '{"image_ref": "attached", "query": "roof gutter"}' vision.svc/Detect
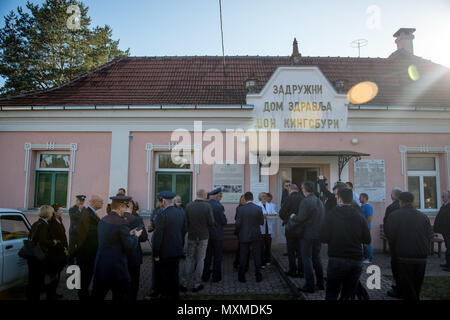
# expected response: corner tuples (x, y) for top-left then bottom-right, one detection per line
(0, 104), (254, 111)
(348, 104), (450, 111)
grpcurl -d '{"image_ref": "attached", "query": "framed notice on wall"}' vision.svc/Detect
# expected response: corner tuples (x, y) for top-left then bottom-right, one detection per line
(212, 163), (245, 203)
(354, 159), (386, 202)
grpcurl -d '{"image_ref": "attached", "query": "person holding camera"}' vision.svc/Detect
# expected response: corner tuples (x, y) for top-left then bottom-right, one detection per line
(123, 199), (148, 300)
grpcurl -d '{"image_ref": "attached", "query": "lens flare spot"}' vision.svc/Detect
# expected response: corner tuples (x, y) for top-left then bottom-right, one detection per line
(408, 65), (420, 81)
(348, 81), (378, 104)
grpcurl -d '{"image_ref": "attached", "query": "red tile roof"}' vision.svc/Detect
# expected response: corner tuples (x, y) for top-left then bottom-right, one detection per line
(1, 51), (449, 107)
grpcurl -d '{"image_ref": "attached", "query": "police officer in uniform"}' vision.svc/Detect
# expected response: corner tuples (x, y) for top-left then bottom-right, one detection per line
(152, 191), (187, 300)
(68, 195), (86, 263)
(92, 196), (142, 300)
(202, 188), (228, 282)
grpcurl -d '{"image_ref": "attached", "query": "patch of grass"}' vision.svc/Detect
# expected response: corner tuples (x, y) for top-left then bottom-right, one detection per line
(384, 275), (450, 300)
(183, 294), (296, 300)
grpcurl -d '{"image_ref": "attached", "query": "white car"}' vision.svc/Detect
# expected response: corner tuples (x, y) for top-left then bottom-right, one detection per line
(0, 209), (31, 292)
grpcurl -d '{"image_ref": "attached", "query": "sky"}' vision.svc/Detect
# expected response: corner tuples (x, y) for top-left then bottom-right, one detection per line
(1, 0), (450, 87)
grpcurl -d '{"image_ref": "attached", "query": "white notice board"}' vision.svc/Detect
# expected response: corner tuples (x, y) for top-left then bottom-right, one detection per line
(212, 164), (245, 203)
(354, 159), (386, 202)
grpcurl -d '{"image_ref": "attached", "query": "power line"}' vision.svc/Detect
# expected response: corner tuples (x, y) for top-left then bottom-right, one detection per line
(219, 0), (225, 72)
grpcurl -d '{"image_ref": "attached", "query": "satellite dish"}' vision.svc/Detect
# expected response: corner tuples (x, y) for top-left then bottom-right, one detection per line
(350, 39), (368, 58)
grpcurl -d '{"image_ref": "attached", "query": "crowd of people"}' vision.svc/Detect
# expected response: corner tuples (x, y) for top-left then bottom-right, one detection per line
(23, 179), (450, 301)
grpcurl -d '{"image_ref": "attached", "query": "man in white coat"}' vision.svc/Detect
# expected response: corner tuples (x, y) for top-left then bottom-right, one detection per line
(256, 192), (278, 267)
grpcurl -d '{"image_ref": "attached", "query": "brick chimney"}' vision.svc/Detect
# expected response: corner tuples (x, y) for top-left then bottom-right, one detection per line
(290, 38), (301, 64)
(393, 28), (416, 54)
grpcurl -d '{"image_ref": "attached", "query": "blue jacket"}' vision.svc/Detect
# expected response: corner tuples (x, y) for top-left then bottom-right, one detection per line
(124, 212), (148, 267)
(94, 211), (138, 282)
(152, 206), (187, 260)
(208, 199), (228, 240)
(235, 202), (264, 243)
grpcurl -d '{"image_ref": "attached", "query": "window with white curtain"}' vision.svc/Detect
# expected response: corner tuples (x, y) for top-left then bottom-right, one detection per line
(407, 155), (440, 212)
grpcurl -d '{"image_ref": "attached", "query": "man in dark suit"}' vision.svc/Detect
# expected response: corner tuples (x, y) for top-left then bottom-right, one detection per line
(68, 195), (86, 262)
(434, 190), (450, 271)
(92, 196), (141, 300)
(75, 194), (103, 300)
(152, 191), (187, 300)
(280, 180), (291, 208)
(279, 184), (304, 277)
(202, 188), (228, 282)
(287, 181), (325, 293)
(235, 192), (264, 282)
(385, 192), (433, 300)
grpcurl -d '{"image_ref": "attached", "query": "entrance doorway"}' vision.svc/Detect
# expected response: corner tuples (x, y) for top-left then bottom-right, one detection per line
(291, 168), (319, 192)
(276, 166), (322, 244)
(278, 166), (321, 204)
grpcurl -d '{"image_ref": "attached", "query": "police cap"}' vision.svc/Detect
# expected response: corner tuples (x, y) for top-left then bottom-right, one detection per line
(158, 191), (176, 200)
(208, 187), (222, 196)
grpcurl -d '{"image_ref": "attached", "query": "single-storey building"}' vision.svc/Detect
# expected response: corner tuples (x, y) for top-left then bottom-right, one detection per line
(1, 28), (449, 249)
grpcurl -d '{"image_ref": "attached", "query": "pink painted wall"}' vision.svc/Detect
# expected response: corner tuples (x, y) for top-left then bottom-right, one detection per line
(128, 131), (246, 220)
(127, 130), (449, 249)
(0, 132), (111, 215)
(276, 131), (450, 249)
(4, 130), (447, 250)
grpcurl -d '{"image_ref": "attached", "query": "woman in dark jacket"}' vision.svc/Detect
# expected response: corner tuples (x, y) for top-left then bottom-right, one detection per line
(124, 199), (148, 300)
(48, 203), (69, 299)
(26, 205), (58, 300)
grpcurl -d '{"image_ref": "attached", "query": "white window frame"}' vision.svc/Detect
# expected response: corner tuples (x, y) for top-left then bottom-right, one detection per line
(407, 155), (441, 213)
(155, 152), (193, 172)
(36, 151), (70, 172)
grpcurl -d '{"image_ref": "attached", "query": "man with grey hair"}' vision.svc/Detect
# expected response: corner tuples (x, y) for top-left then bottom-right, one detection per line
(433, 190), (450, 271)
(383, 187), (402, 297)
(384, 187), (402, 225)
(180, 189), (214, 292)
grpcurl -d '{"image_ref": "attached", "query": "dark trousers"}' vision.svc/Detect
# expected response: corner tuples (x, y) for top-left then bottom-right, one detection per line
(153, 258), (162, 293)
(239, 240), (262, 280)
(92, 279), (130, 300)
(160, 258), (180, 300)
(391, 254), (400, 289)
(46, 271), (60, 299)
(26, 260), (55, 300)
(261, 234), (272, 265)
(286, 233), (303, 274)
(202, 239), (223, 282)
(325, 257), (362, 300)
(444, 234), (450, 267)
(301, 238), (324, 290)
(234, 242), (250, 271)
(77, 258), (95, 300)
(128, 265), (141, 301)
(396, 262), (426, 300)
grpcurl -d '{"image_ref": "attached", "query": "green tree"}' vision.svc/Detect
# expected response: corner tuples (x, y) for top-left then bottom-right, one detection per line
(0, 0), (129, 95)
